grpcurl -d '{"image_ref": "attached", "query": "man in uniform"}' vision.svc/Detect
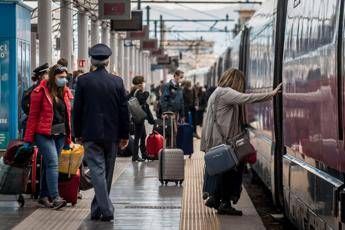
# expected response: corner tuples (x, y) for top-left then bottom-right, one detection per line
(73, 44), (129, 221)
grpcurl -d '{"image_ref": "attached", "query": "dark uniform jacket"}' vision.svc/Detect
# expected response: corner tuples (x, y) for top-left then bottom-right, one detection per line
(73, 67), (129, 142)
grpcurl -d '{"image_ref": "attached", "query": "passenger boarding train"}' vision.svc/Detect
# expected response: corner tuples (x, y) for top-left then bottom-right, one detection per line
(197, 0), (345, 229)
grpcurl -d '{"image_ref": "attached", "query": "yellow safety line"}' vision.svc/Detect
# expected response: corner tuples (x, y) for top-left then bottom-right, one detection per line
(180, 141), (220, 230)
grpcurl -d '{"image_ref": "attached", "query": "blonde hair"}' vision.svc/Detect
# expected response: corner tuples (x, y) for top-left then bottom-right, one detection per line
(218, 68), (245, 92)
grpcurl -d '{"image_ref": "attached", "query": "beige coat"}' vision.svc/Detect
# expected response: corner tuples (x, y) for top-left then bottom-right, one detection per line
(200, 87), (275, 152)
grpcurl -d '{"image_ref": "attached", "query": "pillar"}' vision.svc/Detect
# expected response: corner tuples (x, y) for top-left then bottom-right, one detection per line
(78, 10), (88, 71)
(101, 21), (110, 46)
(123, 45), (130, 90)
(91, 18), (100, 46)
(117, 37), (124, 76)
(31, 32), (37, 69)
(38, 0), (52, 65)
(60, 0), (73, 71)
(110, 31), (117, 74)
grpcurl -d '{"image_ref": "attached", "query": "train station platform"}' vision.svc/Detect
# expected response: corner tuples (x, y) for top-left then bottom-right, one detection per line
(1, 140), (265, 230)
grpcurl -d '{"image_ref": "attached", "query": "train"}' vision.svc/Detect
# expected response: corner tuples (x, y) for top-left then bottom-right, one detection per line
(194, 0), (345, 229)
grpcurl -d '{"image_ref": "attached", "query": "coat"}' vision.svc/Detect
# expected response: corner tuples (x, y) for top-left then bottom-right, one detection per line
(160, 80), (185, 117)
(73, 67), (130, 142)
(24, 80), (73, 145)
(200, 87), (275, 152)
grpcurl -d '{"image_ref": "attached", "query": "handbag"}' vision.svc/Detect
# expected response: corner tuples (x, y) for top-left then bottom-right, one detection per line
(79, 161), (93, 191)
(128, 90), (147, 124)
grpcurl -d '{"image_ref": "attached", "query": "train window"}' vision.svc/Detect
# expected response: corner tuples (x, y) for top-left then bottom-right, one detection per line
(284, 0), (339, 59)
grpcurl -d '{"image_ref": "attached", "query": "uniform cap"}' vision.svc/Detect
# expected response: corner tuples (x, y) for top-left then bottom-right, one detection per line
(33, 63), (49, 75)
(89, 44), (112, 61)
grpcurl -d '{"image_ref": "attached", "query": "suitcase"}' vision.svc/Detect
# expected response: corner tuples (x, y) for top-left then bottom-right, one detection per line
(202, 168), (220, 200)
(158, 113), (185, 185)
(146, 131), (164, 160)
(176, 123), (194, 156)
(58, 169), (80, 206)
(25, 147), (42, 199)
(204, 144), (238, 176)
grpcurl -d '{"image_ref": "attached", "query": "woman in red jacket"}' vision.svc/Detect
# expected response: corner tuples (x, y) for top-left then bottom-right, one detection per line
(24, 64), (73, 209)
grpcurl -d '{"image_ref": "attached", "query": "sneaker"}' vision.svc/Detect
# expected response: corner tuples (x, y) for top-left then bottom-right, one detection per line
(52, 196), (67, 210)
(217, 202), (243, 216)
(38, 197), (53, 208)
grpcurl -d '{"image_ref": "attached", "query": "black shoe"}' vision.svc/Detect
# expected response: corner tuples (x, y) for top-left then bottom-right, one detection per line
(136, 157), (145, 162)
(51, 196), (67, 210)
(101, 215), (114, 222)
(91, 215), (101, 221)
(217, 202), (243, 216)
(205, 196), (220, 209)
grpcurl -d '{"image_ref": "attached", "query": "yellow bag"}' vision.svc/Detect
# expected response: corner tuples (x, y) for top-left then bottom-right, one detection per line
(59, 144), (84, 175)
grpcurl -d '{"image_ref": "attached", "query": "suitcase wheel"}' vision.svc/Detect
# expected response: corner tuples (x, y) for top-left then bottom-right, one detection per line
(72, 203), (77, 207)
(18, 195), (25, 207)
(202, 192), (209, 200)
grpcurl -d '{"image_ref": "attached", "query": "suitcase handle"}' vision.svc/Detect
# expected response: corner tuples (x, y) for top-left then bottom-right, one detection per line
(162, 112), (175, 148)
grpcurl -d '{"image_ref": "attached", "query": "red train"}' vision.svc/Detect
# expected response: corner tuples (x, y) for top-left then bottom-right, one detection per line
(203, 0), (345, 229)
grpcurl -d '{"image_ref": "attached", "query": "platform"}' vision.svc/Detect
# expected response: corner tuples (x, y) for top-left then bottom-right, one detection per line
(1, 140), (265, 230)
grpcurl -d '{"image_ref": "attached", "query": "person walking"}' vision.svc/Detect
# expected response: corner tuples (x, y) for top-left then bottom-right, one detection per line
(201, 68), (282, 215)
(24, 64), (73, 209)
(160, 70), (185, 121)
(73, 44), (130, 222)
(128, 76), (155, 162)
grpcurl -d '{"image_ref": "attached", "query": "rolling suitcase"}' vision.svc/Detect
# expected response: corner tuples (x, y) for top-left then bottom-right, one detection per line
(58, 169), (80, 206)
(26, 147), (42, 199)
(176, 123), (194, 156)
(146, 131), (164, 160)
(202, 168), (220, 200)
(158, 112), (185, 186)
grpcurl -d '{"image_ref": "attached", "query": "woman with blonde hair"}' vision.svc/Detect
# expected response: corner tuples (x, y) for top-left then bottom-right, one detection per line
(201, 68), (281, 215)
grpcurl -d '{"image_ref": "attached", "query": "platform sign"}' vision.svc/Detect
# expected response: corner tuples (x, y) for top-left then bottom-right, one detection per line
(99, 0), (131, 20)
(150, 48), (163, 56)
(151, 64), (164, 71)
(0, 40), (10, 149)
(156, 55), (170, 65)
(141, 39), (158, 51)
(110, 11), (143, 31)
(78, 59), (87, 68)
(126, 25), (148, 40)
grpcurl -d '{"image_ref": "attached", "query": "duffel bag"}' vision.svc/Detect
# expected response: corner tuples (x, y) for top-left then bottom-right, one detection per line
(0, 157), (30, 194)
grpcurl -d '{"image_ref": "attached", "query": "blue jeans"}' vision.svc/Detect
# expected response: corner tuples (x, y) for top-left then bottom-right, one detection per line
(35, 134), (65, 199)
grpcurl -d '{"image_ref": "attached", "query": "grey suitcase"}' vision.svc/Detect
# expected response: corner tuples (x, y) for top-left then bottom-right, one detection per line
(204, 144), (238, 176)
(158, 112), (184, 185)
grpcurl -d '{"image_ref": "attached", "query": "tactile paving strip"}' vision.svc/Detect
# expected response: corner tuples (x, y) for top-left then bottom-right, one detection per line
(180, 141), (220, 230)
(13, 158), (131, 230)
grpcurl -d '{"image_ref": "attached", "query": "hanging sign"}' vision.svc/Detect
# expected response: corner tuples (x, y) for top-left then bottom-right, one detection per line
(110, 11), (143, 31)
(126, 25), (148, 40)
(99, 0), (131, 20)
(141, 39), (158, 51)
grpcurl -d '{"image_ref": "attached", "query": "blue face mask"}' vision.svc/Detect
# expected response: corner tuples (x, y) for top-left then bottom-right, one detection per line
(55, 78), (68, 87)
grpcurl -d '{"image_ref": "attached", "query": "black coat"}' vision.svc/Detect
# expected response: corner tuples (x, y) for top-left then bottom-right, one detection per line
(73, 67), (130, 142)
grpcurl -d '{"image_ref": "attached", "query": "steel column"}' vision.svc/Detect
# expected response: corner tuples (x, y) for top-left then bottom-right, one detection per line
(60, 0), (73, 70)
(101, 21), (110, 46)
(91, 18), (100, 46)
(78, 10), (88, 71)
(38, 0), (52, 65)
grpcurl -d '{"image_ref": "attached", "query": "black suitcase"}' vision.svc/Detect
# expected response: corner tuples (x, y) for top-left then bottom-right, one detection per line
(202, 168), (220, 200)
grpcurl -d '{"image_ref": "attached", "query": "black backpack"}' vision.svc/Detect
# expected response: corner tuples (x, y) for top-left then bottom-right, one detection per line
(21, 85), (36, 116)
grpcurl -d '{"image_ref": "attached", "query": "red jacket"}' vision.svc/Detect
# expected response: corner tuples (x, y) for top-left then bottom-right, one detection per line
(24, 80), (73, 145)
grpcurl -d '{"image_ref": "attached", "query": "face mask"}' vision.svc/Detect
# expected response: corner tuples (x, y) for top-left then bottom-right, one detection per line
(55, 78), (68, 87)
